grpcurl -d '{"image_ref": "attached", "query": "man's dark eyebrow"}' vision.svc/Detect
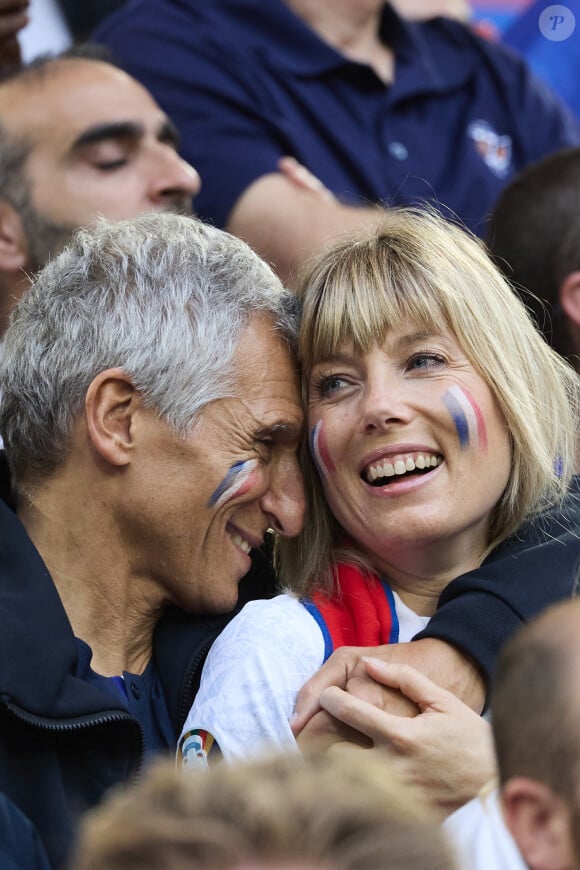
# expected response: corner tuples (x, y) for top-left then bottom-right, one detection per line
(159, 117), (181, 150)
(71, 121), (145, 151)
(71, 118), (181, 153)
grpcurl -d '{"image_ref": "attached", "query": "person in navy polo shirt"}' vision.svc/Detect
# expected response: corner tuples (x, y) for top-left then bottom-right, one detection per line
(94, 0), (580, 287)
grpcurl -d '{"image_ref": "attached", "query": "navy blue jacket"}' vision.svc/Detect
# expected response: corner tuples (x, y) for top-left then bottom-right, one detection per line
(0, 795), (50, 870)
(94, 0), (580, 235)
(0, 497), (239, 868)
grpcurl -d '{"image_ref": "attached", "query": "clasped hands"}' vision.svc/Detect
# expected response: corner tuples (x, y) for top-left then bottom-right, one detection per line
(291, 638), (496, 813)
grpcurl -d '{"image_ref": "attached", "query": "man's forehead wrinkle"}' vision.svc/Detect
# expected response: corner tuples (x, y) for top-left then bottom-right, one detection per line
(224, 396), (302, 435)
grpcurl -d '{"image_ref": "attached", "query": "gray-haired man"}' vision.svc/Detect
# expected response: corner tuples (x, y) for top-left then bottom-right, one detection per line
(0, 212), (304, 868)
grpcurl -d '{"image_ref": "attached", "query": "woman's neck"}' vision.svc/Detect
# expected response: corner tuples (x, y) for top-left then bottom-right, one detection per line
(366, 534), (487, 616)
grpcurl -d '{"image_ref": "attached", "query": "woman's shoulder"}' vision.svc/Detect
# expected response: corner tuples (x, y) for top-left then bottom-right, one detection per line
(203, 592), (325, 673)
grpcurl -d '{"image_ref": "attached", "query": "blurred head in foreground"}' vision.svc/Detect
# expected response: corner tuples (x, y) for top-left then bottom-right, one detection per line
(71, 750), (457, 870)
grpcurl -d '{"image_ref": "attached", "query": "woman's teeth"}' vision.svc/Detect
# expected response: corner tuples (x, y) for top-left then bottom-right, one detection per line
(365, 454), (442, 484)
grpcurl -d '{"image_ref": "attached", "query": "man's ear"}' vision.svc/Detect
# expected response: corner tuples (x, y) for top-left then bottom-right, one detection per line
(85, 369), (141, 467)
(502, 777), (575, 870)
(559, 271), (580, 328)
(0, 199), (28, 272)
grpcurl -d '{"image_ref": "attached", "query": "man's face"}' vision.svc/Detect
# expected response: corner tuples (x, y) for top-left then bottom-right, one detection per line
(0, 58), (201, 270)
(127, 314), (305, 615)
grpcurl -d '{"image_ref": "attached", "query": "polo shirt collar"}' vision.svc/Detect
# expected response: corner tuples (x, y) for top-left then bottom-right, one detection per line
(196, 0), (479, 92)
(388, 7), (479, 101)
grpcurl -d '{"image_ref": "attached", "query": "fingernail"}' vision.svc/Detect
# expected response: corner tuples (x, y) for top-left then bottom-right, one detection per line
(362, 655), (386, 666)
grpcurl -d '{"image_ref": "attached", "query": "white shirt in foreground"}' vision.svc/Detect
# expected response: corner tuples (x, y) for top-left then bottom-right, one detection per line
(179, 590), (429, 766)
(444, 788), (526, 870)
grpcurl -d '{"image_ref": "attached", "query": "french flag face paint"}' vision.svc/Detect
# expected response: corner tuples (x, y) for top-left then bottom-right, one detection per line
(310, 420), (335, 478)
(442, 386), (488, 450)
(208, 459), (259, 509)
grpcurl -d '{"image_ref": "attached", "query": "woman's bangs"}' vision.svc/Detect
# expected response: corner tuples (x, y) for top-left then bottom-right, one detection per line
(301, 266), (452, 369)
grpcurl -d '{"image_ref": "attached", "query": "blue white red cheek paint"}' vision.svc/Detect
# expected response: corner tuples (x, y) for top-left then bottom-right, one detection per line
(442, 386), (488, 450)
(208, 459), (259, 509)
(310, 421), (336, 478)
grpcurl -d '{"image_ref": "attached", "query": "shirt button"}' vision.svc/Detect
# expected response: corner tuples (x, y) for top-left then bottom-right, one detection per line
(388, 141), (408, 160)
(130, 681), (141, 701)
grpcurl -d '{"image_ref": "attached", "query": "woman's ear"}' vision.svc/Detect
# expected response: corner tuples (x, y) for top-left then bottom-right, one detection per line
(502, 777), (575, 870)
(85, 368), (140, 467)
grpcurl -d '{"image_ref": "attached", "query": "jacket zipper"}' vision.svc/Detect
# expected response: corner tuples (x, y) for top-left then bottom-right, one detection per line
(177, 627), (224, 732)
(2, 699), (145, 776)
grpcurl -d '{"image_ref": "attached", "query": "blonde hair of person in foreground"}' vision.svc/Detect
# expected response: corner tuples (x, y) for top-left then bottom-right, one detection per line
(71, 749), (457, 870)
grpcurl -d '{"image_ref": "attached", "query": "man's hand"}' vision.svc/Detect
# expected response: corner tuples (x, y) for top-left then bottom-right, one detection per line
(292, 637), (486, 737)
(277, 156), (336, 202)
(318, 658), (496, 813)
(0, 0), (28, 70)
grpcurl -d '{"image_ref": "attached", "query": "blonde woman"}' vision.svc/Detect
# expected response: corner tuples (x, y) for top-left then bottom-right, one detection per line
(179, 209), (579, 771)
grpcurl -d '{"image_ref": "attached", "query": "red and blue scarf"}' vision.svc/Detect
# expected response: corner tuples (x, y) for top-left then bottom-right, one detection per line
(301, 564), (399, 661)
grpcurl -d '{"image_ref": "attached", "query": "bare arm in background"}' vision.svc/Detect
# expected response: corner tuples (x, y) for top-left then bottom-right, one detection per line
(226, 172), (383, 290)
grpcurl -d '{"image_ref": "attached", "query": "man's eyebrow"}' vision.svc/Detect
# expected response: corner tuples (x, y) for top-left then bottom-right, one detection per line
(158, 117), (181, 149)
(71, 121), (145, 150)
(256, 422), (303, 440)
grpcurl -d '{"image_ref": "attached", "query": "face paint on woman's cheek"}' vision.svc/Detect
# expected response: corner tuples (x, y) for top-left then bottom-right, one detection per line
(442, 386), (488, 450)
(309, 420), (335, 479)
(208, 459), (260, 509)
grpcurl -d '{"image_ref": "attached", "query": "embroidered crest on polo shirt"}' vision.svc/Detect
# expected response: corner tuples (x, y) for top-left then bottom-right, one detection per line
(467, 120), (512, 178)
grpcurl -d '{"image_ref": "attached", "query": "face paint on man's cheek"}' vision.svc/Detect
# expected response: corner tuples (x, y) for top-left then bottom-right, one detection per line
(442, 386), (488, 450)
(309, 420), (335, 478)
(208, 459), (260, 509)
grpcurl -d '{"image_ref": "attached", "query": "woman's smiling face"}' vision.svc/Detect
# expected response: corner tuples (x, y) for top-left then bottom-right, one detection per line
(307, 326), (512, 579)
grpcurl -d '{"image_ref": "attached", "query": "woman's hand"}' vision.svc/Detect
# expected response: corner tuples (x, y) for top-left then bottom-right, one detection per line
(292, 637), (485, 737)
(317, 658), (496, 813)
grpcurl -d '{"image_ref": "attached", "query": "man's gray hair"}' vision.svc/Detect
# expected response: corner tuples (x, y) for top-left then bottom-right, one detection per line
(0, 212), (298, 488)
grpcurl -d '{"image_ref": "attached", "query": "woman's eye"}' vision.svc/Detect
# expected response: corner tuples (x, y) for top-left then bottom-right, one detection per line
(407, 352), (445, 371)
(312, 374), (348, 398)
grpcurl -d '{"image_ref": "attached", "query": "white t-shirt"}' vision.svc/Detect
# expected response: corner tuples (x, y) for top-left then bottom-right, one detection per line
(444, 789), (526, 870)
(178, 590), (429, 766)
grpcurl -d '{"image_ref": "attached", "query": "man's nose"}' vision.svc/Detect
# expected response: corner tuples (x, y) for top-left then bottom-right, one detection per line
(150, 146), (202, 201)
(261, 458), (306, 538)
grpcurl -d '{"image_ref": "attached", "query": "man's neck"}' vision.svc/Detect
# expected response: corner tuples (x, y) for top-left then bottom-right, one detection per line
(18, 480), (164, 677)
(285, 0), (394, 83)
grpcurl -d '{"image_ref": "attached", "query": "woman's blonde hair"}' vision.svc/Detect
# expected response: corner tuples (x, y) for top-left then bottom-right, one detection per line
(278, 208), (580, 596)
